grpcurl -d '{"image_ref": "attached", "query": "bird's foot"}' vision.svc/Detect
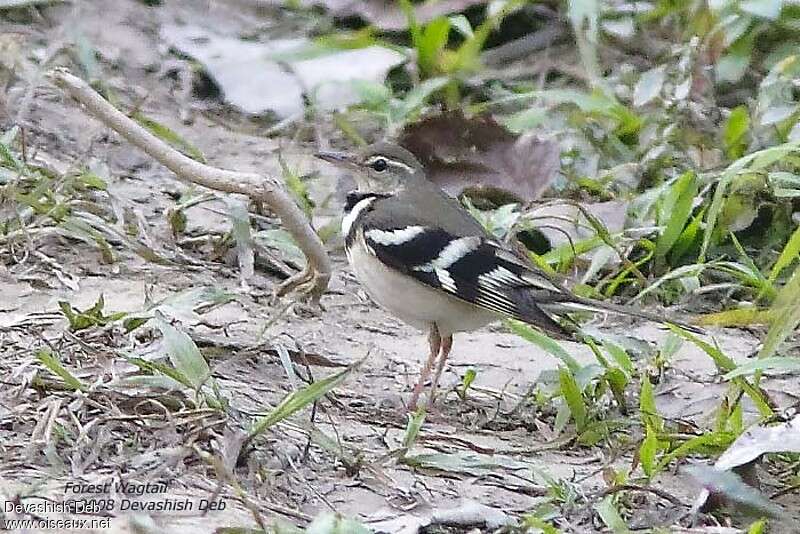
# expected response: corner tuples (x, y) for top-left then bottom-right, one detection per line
(274, 266), (328, 306)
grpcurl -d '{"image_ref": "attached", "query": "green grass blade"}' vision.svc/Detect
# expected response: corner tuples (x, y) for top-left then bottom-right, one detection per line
(35, 349), (86, 391)
(769, 223), (800, 282)
(655, 171), (696, 266)
(758, 264), (800, 359)
(701, 140), (800, 262)
(507, 319), (580, 371)
(559, 367), (587, 432)
(249, 358), (364, 440)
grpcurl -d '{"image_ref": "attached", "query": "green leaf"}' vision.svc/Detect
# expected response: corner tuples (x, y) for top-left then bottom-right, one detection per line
(655, 171), (697, 266)
(758, 264), (800, 359)
(701, 139), (800, 262)
(748, 519), (768, 534)
(723, 356), (800, 380)
(724, 106), (751, 159)
(559, 367), (587, 432)
(131, 112), (206, 163)
(769, 224), (800, 282)
(458, 368), (477, 399)
(35, 349), (86, 391)
(417, 17), (450, 76)
(155, 315), (210, 390)
(401, 451), (532, 475)
(507, 320), (580, 371)
(58, 296), (126, 331)
(639, 378), (662, 432)
(401, 409), (426, 451)
(249, 359), (362, 439)
(595, 496), (630, 533)
(639, 425), (658, 478)
(668, 325), (736, 372)
(658, 432), (735, 472)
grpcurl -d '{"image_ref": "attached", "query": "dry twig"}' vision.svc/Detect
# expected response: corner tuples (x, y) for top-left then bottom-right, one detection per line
(46, 68), (331, 301)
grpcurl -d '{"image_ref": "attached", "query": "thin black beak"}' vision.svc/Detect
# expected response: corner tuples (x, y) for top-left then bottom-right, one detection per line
(314, 151), (357, 167)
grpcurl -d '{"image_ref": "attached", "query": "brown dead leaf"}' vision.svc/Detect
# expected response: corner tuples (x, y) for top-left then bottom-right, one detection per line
(398, 111), (560, 202)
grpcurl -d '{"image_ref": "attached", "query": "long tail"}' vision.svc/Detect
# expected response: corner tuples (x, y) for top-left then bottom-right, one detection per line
(539, 294), (704, 335)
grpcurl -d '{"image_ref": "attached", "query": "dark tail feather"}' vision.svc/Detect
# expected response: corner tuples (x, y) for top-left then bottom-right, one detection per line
(542, 295), (704, 335)
(512, 292), (578, 340)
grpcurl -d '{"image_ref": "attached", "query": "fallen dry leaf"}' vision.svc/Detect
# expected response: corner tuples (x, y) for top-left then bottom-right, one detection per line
(398, 111), (560, 202)
(690, 415), (800, 517)
(161, 24), (404, 117)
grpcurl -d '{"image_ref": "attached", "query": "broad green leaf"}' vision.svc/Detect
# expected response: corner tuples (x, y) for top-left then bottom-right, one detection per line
(401, 409), (426, 451)
(507, 320), (580, 371)
(694, 308), (773, 327)
(559, 367), (587, 432)
(724, 357), (800, 379)
(668, 325), (736, 372)
(155, 315), (210, 390)
(639, 378), (662, 432)
(655, 171), (697, 266)
(658, 432), (735, 471)
(639, 425), (658, 478)
(723, 106), (750, 159)
(595, 496), (630, 533)
(417, 17), (450, 76)
(701, 140), (800, 262)
(603, 341), (634, 376)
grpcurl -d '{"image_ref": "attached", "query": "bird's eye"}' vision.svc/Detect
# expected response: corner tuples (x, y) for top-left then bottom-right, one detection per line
(371, 158), (388, 172)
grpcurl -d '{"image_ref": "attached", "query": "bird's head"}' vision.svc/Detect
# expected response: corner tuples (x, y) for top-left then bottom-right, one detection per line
(315, 142), (424, 193)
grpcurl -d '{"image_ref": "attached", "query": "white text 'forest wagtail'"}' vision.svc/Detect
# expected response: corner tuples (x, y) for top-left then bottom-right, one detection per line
(316, 142), (698, 410)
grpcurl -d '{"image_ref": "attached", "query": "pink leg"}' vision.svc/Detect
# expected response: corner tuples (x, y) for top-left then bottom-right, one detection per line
(427, 334), (453, 408)
(408, 325), (441, 411)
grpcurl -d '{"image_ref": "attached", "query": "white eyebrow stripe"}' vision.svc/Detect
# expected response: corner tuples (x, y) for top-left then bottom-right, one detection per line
(341, 196), (376, 238)
(365, 226), (426, 246)
(364, 155), (416, 175)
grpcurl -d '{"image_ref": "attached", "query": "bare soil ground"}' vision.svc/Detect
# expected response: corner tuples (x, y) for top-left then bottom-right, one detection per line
(2, 1), (799, 533)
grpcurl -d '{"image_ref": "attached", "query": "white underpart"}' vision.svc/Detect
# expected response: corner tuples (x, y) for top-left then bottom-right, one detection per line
(341, 197), (376, 238)
(415, 236), (481, 273)
(348, 236), (495, 335)
(365, 225), (426, 246)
